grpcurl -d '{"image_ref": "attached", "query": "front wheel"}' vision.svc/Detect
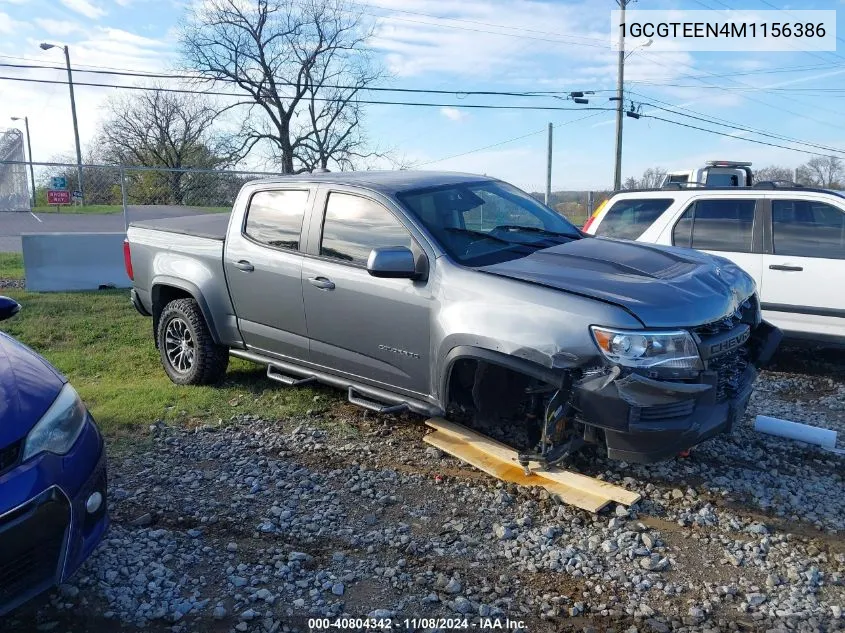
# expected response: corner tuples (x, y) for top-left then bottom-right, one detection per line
(157, 298), (229, 385)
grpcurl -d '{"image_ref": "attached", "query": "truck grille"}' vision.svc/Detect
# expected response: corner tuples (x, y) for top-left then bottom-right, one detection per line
(0, 440), (21, 476)
(0, 490), (69, 614)
(708, 346), (749, 402)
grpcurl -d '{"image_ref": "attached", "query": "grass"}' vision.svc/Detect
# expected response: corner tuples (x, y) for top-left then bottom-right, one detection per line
(32, 205), (232, 215)
(0, 289), (334, 437)
(0, 253), (24, 279)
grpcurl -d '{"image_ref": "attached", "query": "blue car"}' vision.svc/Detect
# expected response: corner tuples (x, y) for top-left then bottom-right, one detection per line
(0, 296), (107, 616)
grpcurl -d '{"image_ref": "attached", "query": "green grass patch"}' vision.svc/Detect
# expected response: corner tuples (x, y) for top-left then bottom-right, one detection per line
(1, 289), (335, 437)
(0, 253), (24, 279)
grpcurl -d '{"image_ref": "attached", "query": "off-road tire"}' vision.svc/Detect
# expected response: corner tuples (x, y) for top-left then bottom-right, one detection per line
(157, 298), (229, 385)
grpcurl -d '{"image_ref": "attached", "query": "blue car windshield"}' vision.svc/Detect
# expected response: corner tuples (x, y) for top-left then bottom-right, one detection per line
(396, 180), (581, 266)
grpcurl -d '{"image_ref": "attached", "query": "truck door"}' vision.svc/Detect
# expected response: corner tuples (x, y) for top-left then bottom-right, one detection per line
(224, 186), (314, 361)
(300, 188), (434, 396)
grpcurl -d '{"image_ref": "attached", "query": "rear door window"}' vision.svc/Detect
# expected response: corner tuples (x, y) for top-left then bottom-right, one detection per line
(772, 199), (845, 259)
(595, 198), (674, 240)
(672, 198), (756, 253)
(244, 189), (310, 250)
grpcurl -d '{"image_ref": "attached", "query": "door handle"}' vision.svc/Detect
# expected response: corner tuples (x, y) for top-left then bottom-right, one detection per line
(308, 276), (335, 290)
(234, 260), (254, 272)
(768, 264), (803, 272)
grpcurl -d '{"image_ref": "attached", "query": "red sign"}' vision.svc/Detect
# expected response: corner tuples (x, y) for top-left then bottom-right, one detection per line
(47, 190), (70, 205)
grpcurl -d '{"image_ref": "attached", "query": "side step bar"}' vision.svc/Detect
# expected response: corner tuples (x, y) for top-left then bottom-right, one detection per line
(348, 387), (409, 414)
(266, 365), (317, 387)
(229, 348), (441, 417)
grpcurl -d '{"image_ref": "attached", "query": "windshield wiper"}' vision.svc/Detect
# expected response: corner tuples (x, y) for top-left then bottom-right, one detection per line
(493, 224), (578, 238)
(443, 227), (518, 246)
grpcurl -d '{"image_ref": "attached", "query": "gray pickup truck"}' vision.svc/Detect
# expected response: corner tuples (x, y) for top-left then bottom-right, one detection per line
(125, 171), (781, 464)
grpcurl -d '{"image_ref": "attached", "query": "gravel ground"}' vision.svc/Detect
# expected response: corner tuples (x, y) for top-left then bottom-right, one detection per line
(4, 346), (844, 633)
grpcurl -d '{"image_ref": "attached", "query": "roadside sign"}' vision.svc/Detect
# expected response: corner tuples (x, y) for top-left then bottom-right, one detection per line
(71, 190), (83, 202)
(50, 176), (68, 190)
(47, 190), (70, 205)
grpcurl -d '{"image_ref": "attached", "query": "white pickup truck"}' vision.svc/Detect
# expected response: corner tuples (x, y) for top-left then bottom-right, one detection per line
(661, 161), (753, 188)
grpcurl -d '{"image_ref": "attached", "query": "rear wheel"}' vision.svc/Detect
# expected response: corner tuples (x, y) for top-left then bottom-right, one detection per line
(157, 298), (228, 385)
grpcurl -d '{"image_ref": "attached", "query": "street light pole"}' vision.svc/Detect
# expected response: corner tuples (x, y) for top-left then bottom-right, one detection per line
(41, 42), (83, 196)
(11, 116), (36, 208)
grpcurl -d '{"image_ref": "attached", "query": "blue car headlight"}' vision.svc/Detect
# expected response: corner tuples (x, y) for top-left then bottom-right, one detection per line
(21, 383), (88, 462)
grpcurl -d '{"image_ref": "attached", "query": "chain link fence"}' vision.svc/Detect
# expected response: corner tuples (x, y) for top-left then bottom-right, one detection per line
(0, 160), (610, 252)
(15, 161), (280, 216)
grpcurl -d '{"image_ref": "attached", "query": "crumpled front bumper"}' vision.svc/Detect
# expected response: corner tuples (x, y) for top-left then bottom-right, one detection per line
(573, 320), (782, 463)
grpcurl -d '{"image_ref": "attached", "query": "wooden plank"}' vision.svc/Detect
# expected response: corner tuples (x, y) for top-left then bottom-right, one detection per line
(424, 431), (610, 513)
(534, 469), (641, 506)
(425, 417), (640, 507)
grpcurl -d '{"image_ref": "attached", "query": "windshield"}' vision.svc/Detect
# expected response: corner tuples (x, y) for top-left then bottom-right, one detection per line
(396, 180), (581, 266)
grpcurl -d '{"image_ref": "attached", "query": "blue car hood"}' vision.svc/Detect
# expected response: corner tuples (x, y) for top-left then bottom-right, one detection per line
(0, 331), (65, 447)
(480, 237), (757, 328)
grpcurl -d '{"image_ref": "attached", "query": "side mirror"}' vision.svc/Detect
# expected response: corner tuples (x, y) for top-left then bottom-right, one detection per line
(0, 296), (21, 322)
(366, 246), (419, 279)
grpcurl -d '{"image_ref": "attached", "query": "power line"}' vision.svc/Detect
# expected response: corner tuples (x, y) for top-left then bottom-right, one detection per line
(637, 49), (845, 132)
(639, 114), (834, 157)
(358, 1), (609, 48)
(418, 111), (608, 167)
(630, 93), (845, 155)
(0, 73), (618, 112)
(0, 61), (586, 99)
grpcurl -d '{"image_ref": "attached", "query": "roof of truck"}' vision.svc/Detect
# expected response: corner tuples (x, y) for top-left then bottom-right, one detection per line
(248, 170), (496, 193)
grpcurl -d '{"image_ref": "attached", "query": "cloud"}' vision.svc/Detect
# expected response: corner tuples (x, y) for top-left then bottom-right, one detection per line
(440, 107), (467, 121)
(34, 18), (86, 36)
(0, 10), (28, 33)
(60, 0), (106, 19)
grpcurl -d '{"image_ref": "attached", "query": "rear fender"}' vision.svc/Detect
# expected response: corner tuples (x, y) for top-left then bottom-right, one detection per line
(151, 277), (220, 345)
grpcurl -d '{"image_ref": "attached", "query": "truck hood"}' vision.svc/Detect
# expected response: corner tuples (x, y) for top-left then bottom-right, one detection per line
(479, 237), (756, 328)
(0, 331), (65, 447)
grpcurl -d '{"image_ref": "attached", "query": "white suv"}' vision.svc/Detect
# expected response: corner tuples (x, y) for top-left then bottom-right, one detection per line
(583, 185), (845, 343)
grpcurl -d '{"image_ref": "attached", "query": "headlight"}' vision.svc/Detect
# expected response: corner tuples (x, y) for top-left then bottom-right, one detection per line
(21, 383), (88, 462)
(590, 326), (702, 370)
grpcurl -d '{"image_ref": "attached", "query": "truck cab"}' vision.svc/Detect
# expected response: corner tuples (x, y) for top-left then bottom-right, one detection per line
(661, 160), (753, 188)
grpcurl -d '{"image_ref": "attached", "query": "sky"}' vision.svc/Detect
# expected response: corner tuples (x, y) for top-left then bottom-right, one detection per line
(1, 0), (845, 191)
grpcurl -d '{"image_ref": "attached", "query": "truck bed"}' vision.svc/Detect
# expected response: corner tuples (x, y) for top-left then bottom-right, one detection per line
(130, 213), (230, 241)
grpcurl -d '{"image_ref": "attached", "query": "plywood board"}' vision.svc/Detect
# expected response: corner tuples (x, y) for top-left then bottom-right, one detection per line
(424, 431), (610, 513)
(425, 417), (640, 508)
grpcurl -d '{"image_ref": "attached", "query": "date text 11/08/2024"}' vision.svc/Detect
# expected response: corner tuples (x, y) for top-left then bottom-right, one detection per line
(307, 617), (528, 631)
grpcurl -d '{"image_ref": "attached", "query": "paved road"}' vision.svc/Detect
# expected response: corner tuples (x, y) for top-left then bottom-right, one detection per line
(0, 206), (224, 252)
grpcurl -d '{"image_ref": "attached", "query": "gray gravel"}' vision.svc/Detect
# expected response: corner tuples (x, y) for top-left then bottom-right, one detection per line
(4, 347), (844, 632)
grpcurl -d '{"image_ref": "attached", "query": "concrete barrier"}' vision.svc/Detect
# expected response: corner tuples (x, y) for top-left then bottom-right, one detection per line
(22, 232), (130, 292)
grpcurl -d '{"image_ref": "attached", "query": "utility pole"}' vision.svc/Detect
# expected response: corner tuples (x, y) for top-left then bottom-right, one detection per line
(11, 116), (36, 208)
(41, 42), (83, 196)
(545, 122), (553, 205)
(613, 0), (627, 191)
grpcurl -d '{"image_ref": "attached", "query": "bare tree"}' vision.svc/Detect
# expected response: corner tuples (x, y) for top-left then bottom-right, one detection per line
(640, 167), (667, 188)
(622, 166), (667, 190)
(753, 165), (794, 183)
(98, 88), (238, 203)
(180, 0), (381, 173)
(795, 156), (844, 189)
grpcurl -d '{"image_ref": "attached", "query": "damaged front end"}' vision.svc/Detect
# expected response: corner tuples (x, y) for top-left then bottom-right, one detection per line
(573, 297), (782, 463)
